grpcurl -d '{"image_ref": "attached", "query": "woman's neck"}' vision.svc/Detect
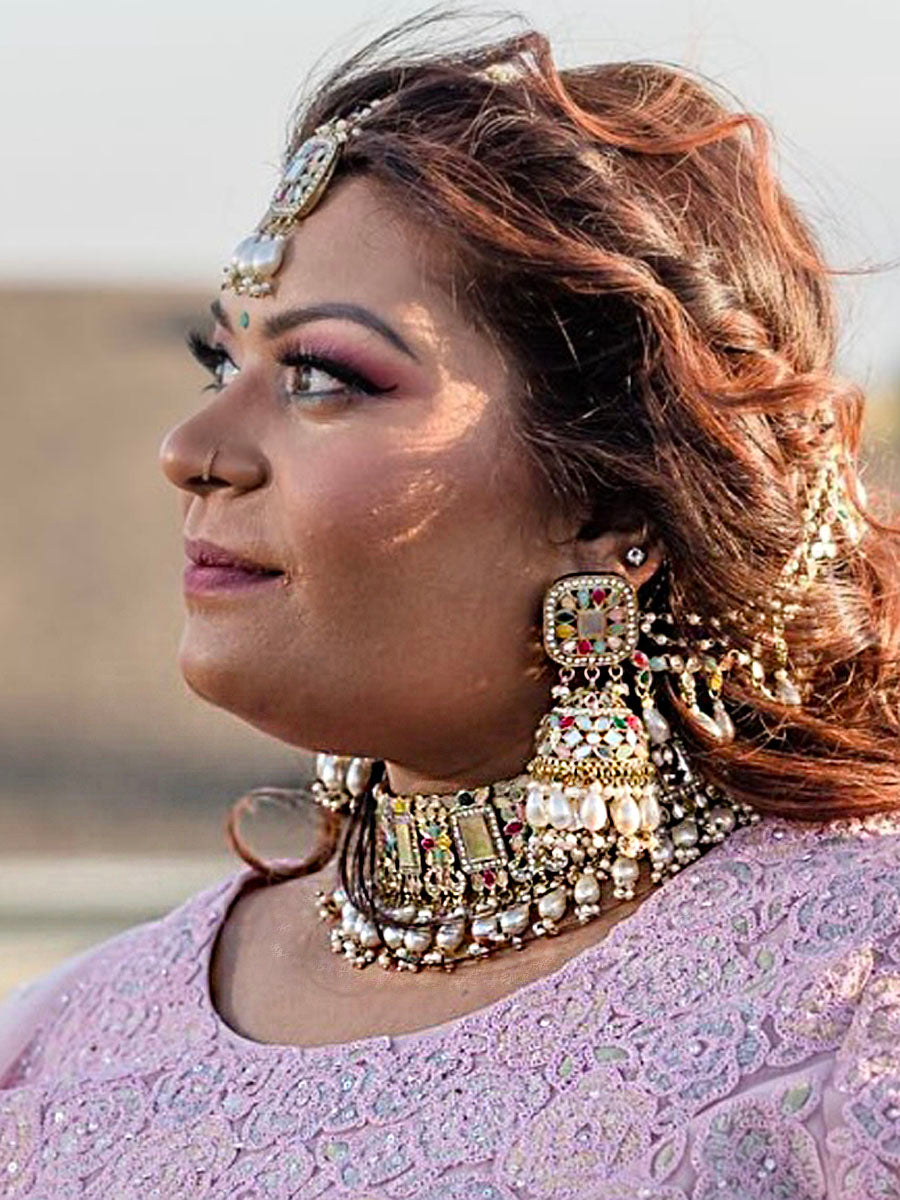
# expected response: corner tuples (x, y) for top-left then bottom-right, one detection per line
(383, 733), (535, 798)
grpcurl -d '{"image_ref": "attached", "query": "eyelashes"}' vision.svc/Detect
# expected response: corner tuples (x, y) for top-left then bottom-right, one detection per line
(184, 328), (397, 400)
(186, 329), (226, 380)
(185, 330), (242, 393)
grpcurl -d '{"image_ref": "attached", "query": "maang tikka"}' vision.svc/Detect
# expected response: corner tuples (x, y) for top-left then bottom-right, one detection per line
(221, 97), (385, 298)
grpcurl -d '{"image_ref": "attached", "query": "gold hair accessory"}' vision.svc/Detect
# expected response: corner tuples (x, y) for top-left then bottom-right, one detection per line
(653, 442), (866, 711)
(221, 98), (385, 298)
(476, 60), (528, 85)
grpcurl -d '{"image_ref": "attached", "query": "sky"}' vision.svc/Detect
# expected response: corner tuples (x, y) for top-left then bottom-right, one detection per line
(2, 0), (899, 386)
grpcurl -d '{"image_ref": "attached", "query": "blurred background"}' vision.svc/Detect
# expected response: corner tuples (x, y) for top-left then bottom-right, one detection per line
(2, 0), (898, 1002)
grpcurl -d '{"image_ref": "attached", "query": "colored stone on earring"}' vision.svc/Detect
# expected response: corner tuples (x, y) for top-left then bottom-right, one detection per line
(543, 573), (640, 668)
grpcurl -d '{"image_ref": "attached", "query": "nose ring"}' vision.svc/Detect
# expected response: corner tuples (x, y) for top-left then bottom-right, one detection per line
(201, 446), (220, 483)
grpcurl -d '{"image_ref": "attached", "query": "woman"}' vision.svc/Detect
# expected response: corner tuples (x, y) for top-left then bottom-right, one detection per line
(2, 16), (899, 1198)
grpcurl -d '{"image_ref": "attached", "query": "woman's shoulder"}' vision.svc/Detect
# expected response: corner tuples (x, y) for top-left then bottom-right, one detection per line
(480, 809), (900, 1106)
(0, 866), (249, 1088)
(579, 807), (900, 962)
(619, 808), (900, 985)
(456, 814), (900, 1195)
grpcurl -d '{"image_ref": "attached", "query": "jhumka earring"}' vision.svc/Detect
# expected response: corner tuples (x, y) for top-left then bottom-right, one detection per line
(522, 569), (754, 912)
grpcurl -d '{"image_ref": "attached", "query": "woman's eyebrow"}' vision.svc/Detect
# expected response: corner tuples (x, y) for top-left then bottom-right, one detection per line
(208, 298), (419, 362)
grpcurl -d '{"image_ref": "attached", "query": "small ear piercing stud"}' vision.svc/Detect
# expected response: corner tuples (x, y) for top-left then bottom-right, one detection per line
(625, 545), (648, 567)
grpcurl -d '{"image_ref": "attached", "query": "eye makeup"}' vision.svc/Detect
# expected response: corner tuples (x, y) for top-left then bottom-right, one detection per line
(185, 328), (399, 399)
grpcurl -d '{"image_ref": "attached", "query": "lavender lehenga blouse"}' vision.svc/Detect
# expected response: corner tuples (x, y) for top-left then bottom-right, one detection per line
(2, 814), (900, 1199)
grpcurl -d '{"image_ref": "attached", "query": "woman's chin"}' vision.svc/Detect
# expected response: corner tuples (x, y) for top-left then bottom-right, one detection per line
(176, 633), (326, 747)
(176, 631), (268, 715)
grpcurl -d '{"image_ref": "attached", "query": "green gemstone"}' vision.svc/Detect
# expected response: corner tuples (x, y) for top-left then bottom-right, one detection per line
(395, 822), (417, 868)
(456, 810), (496, 862)
(239, 310), (250, 328)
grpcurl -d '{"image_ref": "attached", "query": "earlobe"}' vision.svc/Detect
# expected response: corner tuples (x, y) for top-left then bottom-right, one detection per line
(567, 522), (666, 590)
(620, 534), (667, 589)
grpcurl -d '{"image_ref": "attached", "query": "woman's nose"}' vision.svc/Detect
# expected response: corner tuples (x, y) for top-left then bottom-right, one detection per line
(158, 418), (269, 495)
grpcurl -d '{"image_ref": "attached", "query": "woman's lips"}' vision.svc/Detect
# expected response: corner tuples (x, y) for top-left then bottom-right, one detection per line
(182, 536), (285, 592)
(183, 563), (284, 593)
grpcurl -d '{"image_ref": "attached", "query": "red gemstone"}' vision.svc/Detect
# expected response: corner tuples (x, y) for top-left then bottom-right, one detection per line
(421, 836), (435, 849)
(504, 820), (523, 835)
(633, 651), (649, 668)
(626, 714), (641, 730)
(560, 715), (575, 728)
(592, 588), (606, 603)
(577, 639), (593, 654)
(482, 868), (496, 886)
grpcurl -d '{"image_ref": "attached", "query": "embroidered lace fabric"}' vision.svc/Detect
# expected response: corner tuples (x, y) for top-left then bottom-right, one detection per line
(2, 815), (900, 1199)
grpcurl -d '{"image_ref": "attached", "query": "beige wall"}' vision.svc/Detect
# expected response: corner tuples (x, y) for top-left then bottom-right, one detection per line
(1, 286), (311, 857)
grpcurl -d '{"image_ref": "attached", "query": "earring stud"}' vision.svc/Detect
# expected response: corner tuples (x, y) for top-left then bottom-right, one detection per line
(625, 545), (648, 568)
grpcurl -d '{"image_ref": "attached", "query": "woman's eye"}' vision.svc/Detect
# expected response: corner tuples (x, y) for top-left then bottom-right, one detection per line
(185, 330), (394, 405)
(214, 358), (240, 390)
(280, 352), (393, 405)
(185, 330), (240, 393)
(286, 362), (348, 399)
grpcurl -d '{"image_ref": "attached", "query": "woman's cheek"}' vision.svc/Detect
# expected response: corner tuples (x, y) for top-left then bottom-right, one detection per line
(281, 432), (446, 554)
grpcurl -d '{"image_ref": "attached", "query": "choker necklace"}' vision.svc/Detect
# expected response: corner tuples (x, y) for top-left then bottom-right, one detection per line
(314, 567), (770, 972)
(315, 741), (756, 972)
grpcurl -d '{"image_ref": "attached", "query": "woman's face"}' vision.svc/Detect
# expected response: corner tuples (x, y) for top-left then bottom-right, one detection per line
(159, 176), (634, 788)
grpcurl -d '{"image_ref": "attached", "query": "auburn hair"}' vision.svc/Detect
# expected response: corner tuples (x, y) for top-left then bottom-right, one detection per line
(227, 13), (900, 900)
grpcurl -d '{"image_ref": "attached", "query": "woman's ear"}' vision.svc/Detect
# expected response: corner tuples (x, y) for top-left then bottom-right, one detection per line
(567, 520), (666, 591)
